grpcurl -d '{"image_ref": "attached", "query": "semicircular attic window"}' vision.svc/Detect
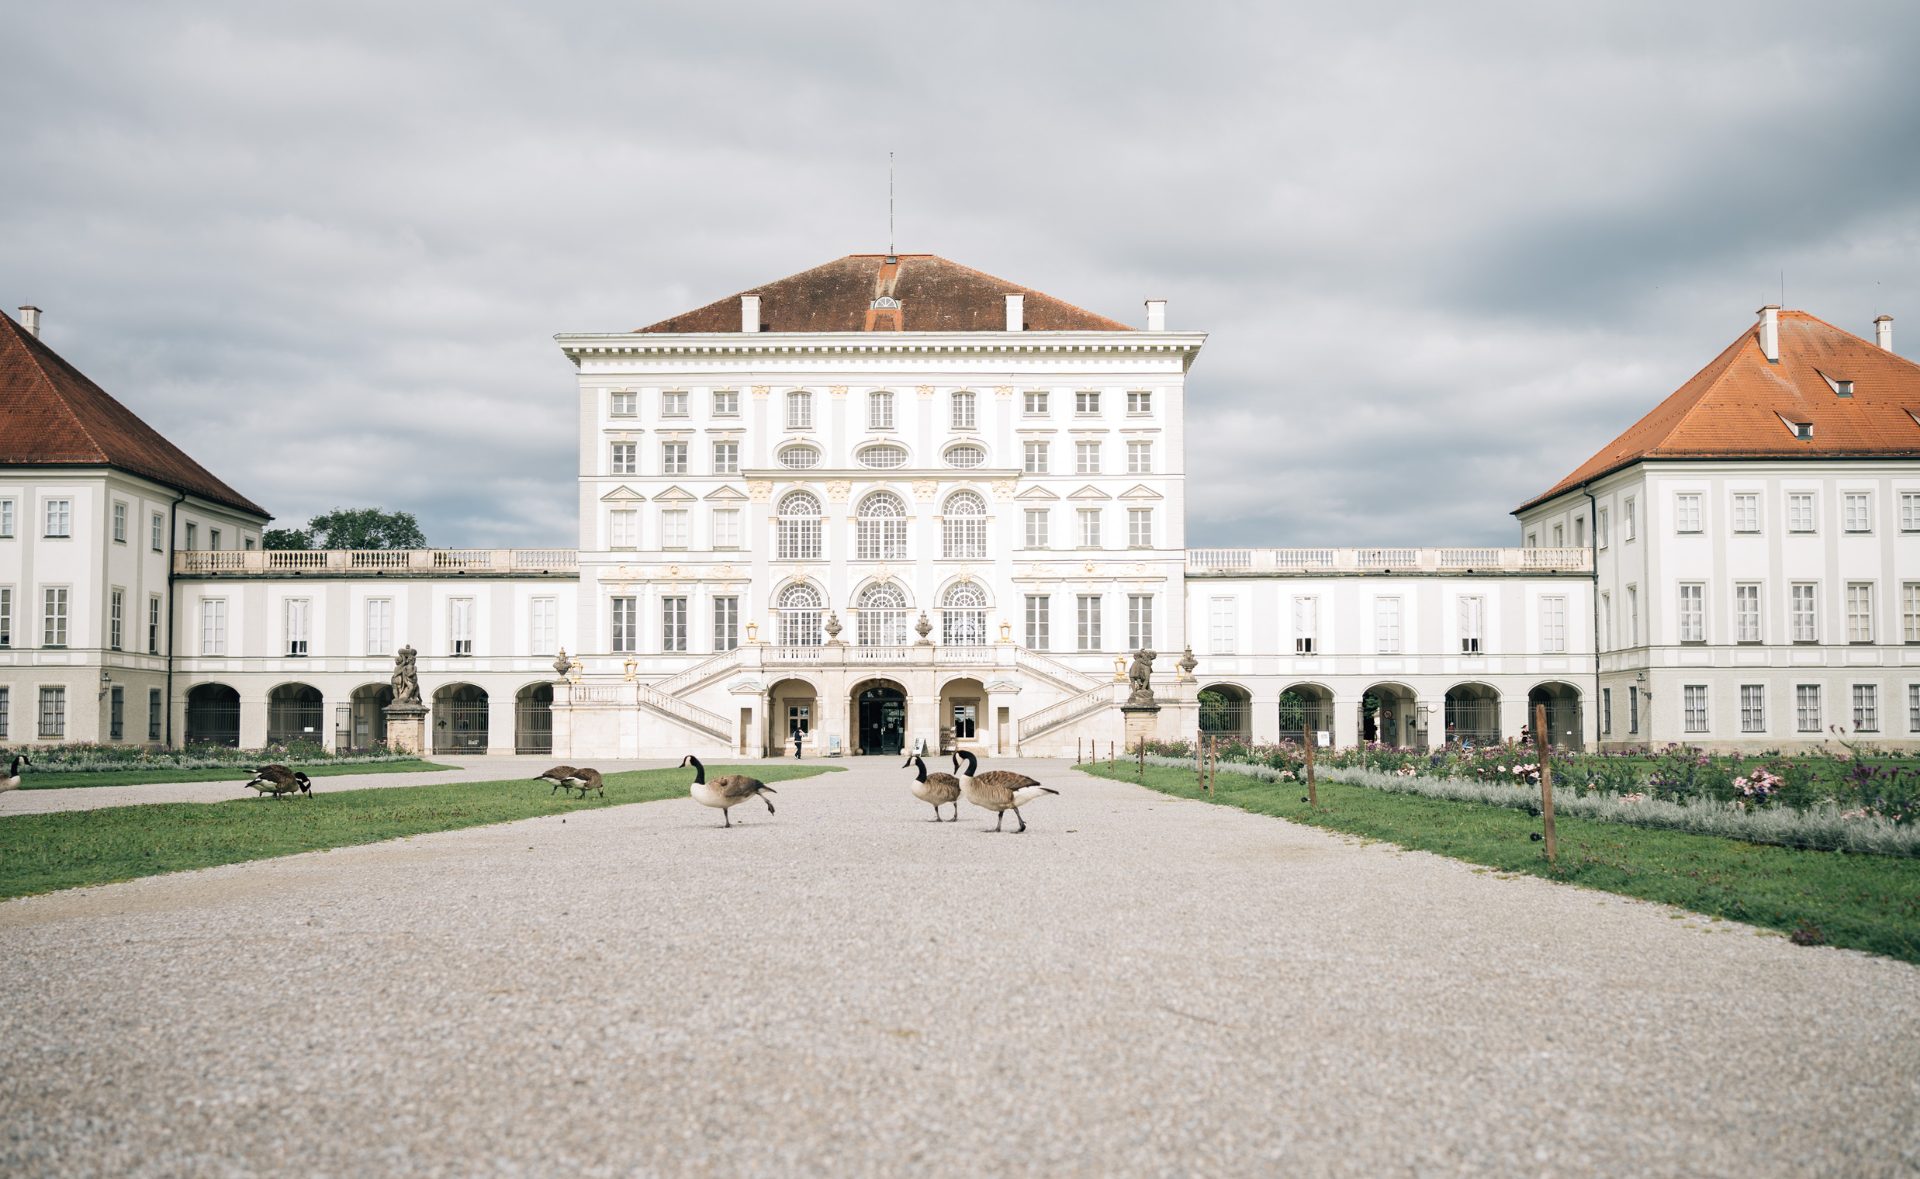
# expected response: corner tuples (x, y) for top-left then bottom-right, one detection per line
(944, 444), (986, 469)
(778, 445), (821, 470)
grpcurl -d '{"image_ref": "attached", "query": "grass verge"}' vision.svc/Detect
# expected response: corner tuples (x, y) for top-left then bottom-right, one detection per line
(0, 763), (837, 899)
(21, 760), (455, 790)
(1081, 760), (1920, 964)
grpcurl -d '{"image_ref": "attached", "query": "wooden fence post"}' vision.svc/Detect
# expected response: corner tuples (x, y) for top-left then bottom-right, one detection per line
(1138, 735), (1146, 783)
(1303, 723), (1317, 808)
(1534, 702), (1557, 864)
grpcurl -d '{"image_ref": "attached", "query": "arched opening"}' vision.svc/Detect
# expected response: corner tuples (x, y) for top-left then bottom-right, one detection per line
(1529, 681), (1584, 751)
(853, 678), (907, 756)
(776, 491), (822, 561)
(767, 677), (817, 756)
(433, 683), (489, 754)
(1278, 684), (1335, 742)
(267, 683), (324, 748)
(348, 683), (392, 751)
(185, 683), (240, 747)
(775, 581), (825, 648)
(1359, 683), (1421, 748)
(941, 490), (988, 560)
(855, 491), (908, 562)
(1198, 682), (1252, 740)
(941, 676), (985, 755)
(516, 682), (554, 754)
(941, 580), (988, 647)
(855, 581), (912, 647)
(1444, 682), (1501, 746)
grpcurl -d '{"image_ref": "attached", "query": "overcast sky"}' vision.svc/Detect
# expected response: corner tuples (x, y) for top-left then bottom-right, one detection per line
(4, 1), (1916, 548)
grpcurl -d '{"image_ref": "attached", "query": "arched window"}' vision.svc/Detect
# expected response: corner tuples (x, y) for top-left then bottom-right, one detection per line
(776, 582), (824, 647)
(856, 582), (911, 646)
(777, 445), (820, 470)
(951, 389), (976, 430)
(868, 390), (895, 430)
(856, 491), (908, 561)
(857, 444), (908, 469)
(942, 580), (988, 647)
(785, 390), (814, 430)
(942, 490), (988, 560)
(777, 491), (822, 560)
(944, 443), (986, 469)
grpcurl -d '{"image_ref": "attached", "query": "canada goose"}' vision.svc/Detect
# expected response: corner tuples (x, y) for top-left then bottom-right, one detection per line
(2, 754), (30, 792)
(560, 767), (605, 799)
(535, 765), (579, 795)
(681, 755), (775, 827)
(957, 751), (1057, 833)
(244, 765), (312, 800)
(904, 754), (961, 822)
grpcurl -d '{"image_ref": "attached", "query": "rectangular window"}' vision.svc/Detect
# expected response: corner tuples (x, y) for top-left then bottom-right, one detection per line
(148, 688), (162, 742)
(530, 597), (557, 655)
(0, 499), (12, 538)
(1552, 523), (1564, 547)
(1796, 684), (1822, 732)
(1740, 684), (1765, 733)
(285, 597), (310, 656)
(661, 441), (688, 475)
(1735, 583), (1761, 643)
(1852, 684), (1879, 732)
(1024, 509), (1049, 549)
(713, 596), (739, 652)
(1628, 686), (1640, 734)
(1458, 595), (1483, 654)
(0, 686), (8, 739)
(1627, 586), (1639, 646)
(950, 390), (976, 430)
(1574, 517), (1586, 547)
(151, 512), (164, 552)
(1842, 492), (1871, 533)
(366, 597), (394, 655)
(712, 509), (742, 550)
(610, 442), (637, 475)
(1901, 492), (1920, 533)
(713, 440), (739, 475)
(1375, 596), (1401, 654)
(609, 390), (637, 417)
(786, 391), (813, 430)
(610, 596), (637, 653)
(1023, 441), (1049, 474)
(711, 389), (739, 417)
(661, 509), (689, 550)
(1024, 594), (1050, 650)
(610, 509), (638, 549)
(1678, 583), (1705, 643)
(1683, 685), (1708, 733)
(1904, 582), (1920, 643)
(109, 588), (124, 651)
(1075, 390), (1100, 416)
(1076, 595), (1102, 651)
(1126, 440), (1152, 474)
(39, 687), (65, 739)
(1075, 441), (1101, 474)
(1541, 595), (1566, 653)
(662, 596), (688, 652)
(1732, 492), (1760, 533)
(1846, 582), (1874, 643)
(112, 502), (127, 543)
(42, 587), (68, 647)
(1024, 390), (1049, 416)
(1600, 688), (1612, 735)
(1788, 491), (1815, 533)
(1127, 390), (1152, 415)
(868, 390), (895, 429)
(209, 528), (221, 551)
(1911, 684), (1920, 733)
(1623, 497), (1636, 541)
(1596, 507), (1609, 548)
(185, 522), (197, 549)
(1128, 594), (1153, 650)
(44, 498), (70, 538)
(1209, 597), (1236, 655)
(449, 597), (474, 656)
(147, 594), (161, 655)
(109, 686), (124, 741)
(661, 390), (688, 417)
(1675, 493), (1702, 533)
(1791, 583), (1818, 642)
(1293, 596), (1318, 655)
(1127, 507), (1152, 549)
(1077, 508), (1101, 548)
(201, 599), (226, 655)
(4, 587), (19, 648)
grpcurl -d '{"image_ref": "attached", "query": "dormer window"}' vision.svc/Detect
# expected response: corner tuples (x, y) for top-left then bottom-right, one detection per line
(1816, 370), (1854, 398)
(1779, 413), (1813, 441)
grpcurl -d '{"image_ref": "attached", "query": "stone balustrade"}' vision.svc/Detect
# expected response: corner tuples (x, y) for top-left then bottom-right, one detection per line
(175, 548), (579, 576)
(1185, 547), (1591, 574)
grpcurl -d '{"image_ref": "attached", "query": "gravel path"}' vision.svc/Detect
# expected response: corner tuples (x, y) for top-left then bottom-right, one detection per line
(2, 757), (1915, 1176)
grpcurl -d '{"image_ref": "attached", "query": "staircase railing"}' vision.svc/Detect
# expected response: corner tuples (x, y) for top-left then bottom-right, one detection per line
(633, 683), (731, 743)
(1017, 682), (1117, 742)
(651, 648), (745, 697)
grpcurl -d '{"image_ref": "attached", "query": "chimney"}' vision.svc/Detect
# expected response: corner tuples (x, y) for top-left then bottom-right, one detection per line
(1757, 304), (1779, 363)
(1874, 314), (1894, 353)
(740, 295), (761, 333)
(17, 306), (41, 339)
(1145, 299), (1166, 332)
(1004, 294), (1024, 332)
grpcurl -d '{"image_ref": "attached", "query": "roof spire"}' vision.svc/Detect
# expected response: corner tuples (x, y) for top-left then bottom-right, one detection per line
(886, 151), (896, 264)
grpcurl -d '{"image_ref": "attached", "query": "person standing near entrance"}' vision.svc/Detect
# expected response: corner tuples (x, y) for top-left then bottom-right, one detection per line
(793, 728), (803, 759)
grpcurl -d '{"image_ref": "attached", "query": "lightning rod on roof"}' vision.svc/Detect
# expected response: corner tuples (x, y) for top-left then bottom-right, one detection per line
(887, 151), (896, 263)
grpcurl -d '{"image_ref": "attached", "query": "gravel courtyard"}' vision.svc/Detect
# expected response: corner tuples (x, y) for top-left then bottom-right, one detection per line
(2, 757), (1915, 1176)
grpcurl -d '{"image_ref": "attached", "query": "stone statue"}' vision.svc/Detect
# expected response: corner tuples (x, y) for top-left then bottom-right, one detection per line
(391, 644), (421, 706)
(1126, 648), (1157, 706)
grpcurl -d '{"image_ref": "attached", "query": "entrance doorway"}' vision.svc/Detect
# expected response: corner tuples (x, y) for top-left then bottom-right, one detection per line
(856, 682), (907, 755)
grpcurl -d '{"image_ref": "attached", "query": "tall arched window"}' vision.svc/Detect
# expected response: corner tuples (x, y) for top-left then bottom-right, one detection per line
(786, 390), (814, 430)
(942, 490), (988, 559)
(942, 581), (988, 647)
(777, 582), (824, 647)
(777, 491), (823, 560)
(951, 389), (977, 430)
(856, 491), (908, 561)
(856, 582), (911, 647)
(868, 390), (895, 430)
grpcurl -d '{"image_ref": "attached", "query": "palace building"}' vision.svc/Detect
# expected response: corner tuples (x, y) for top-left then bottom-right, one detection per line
(2, 261), (1915, 756)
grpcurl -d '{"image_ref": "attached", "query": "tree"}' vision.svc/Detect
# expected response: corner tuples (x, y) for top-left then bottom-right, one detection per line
(263, 508), (428, 551)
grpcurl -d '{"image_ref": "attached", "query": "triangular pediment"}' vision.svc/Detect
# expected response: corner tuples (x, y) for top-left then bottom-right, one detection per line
(704, 486), (749, 502)
(1014, 486), (1059, 501)
(600, 485), (646, 503)
(654, 485), (696, 503)
(1068, 484), (1112, 501)
(1118, 484), (1162, 500)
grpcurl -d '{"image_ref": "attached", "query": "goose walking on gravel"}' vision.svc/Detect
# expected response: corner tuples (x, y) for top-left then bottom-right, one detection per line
(2, 754), (30, 792)
(560, 767), (605, 799)
(682, 755), (775, 827)
(245, 764), (312, 799)
(904, 754), (961, 822)
(956, 751), (1056, 833)
(535, 765), (580, 795)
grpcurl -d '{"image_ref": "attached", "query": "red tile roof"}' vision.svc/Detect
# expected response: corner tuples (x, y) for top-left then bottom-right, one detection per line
(636, 254), (1134, 334)
(1518, 310), (1920, 512)
(0, 312), (269, 517)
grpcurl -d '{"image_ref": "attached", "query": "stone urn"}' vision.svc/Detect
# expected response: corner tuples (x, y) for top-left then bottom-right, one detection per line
(914, 612), (932, 643)
(1178, 646), (1198, 681)
(824, 612), (843, 641)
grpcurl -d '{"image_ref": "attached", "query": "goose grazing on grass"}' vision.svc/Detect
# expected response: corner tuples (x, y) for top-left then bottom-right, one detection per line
(535, 765), (580, 795)
(244, 765), (312, 800)
(560, 767), (605, 799)
(2, 754), (30, 792)
(681, 755), (775, 827)
(904, 754), (961, 822)
(957, 750), (1056, 833)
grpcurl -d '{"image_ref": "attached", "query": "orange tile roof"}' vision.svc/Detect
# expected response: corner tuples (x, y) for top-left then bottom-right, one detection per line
(0, 311), (268, 517)
(636, 254), (1134, 334)
(1518, 310), (1920, 512)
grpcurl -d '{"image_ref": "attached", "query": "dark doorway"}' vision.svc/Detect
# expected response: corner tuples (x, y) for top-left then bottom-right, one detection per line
(857, 683), (906, 755)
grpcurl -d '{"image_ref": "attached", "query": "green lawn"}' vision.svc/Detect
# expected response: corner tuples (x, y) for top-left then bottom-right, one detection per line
(1081, 760), (1920, 963)
(0, 763), (836, 899)
(20, 760), (455, 790)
